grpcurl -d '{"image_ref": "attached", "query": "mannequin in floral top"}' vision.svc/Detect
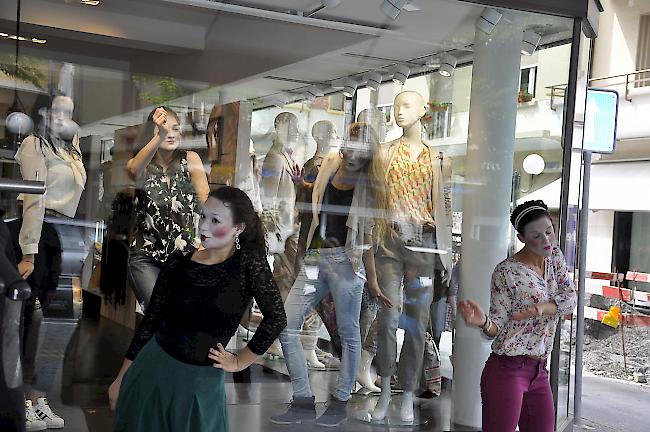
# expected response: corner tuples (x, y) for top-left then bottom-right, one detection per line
(127, 106), (209, 312)
(458, 200), (576, 432)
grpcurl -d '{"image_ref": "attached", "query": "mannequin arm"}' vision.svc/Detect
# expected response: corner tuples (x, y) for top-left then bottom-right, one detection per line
(186, 151), (209, 204)
(259, 152), (283, 209)
(306, 154), (340, 248)
(16, 136), (46, 257)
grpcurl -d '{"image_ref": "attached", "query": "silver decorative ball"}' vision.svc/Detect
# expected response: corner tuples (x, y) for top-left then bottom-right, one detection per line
(6, 112), (34, 136)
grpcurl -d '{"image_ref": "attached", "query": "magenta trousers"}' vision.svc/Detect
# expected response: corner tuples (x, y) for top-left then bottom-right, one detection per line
(480, 353), (554, 432)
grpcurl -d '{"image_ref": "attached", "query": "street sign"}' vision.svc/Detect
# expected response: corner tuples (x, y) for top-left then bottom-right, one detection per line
(584, 88), (619, 154)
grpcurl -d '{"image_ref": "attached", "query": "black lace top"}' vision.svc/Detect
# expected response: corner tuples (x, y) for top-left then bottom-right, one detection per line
(125, 248), (287, 366)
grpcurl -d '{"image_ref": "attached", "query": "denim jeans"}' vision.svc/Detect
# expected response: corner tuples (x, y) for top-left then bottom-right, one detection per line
(374, 228), (444, 391)
(127, 252), (163, 312)
(278, 247), (364, 401)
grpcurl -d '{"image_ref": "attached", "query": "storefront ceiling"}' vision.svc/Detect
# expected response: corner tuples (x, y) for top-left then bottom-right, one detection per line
(0, 0), (572, 132)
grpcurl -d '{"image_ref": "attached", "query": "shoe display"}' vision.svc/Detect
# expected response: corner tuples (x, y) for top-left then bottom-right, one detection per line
(35, 398), (65, 429)
(25, 400), (47, 432)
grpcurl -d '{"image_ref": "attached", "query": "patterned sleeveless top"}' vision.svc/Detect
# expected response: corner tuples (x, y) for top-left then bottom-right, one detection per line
(131, 150), (200, 262)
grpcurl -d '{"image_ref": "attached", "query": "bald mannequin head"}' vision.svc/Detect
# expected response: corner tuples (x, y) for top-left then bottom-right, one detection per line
(274, 112), (300, 146)
(356, 108), (386, 142)
(311, 120), (337, 142)
(394, 91), (426, 129)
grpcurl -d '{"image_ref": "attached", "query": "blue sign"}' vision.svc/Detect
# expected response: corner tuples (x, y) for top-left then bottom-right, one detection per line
(584, 88), (619, 154)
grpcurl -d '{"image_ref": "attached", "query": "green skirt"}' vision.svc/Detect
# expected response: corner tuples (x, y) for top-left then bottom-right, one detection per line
(113, 337), (228, 432)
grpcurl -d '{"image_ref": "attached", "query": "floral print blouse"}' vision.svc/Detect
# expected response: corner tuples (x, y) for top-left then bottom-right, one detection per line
(489, 247), (577, 358)
(131, 150), (200, 262)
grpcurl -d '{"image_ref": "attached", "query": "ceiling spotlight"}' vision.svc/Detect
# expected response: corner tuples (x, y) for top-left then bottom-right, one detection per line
(306, 85), (325, 99)
(271, 93), (291, 107)
(381, 0), (408, 20)
(391, 65), (410, 85)
(476, 8), (503, 34)
(321, 0), (341, 7)
(365, 72), (383, 92)
(342, 79), (357, 98)
(438, 55), (457, 77)
(331, 78), (346, 89)
(521, 30), (541, 56)
(81, 0), (100, 5)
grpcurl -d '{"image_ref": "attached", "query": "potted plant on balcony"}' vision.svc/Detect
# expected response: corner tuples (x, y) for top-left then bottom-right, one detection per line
(422, 100), (452, 139)
(518, 90), (534, 103)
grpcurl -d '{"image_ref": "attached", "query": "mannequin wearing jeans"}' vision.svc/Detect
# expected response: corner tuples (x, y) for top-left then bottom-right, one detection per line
(372, 91), (453, 423)
(271, 123), (389, 428)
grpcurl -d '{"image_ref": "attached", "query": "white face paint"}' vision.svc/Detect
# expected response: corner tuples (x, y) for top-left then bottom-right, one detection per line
(198, 197), (243, 250)
(519, 217), (556, 257)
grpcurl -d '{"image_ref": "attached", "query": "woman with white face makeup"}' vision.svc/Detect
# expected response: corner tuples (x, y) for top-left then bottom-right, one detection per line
(270, 123), (389, 428)
(458, 200), (577, 432)
(109, 187), (286, 432)
(126, 106), (209, 313)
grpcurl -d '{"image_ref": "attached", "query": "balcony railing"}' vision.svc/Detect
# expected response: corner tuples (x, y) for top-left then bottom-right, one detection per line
(547, 68), (650, 108)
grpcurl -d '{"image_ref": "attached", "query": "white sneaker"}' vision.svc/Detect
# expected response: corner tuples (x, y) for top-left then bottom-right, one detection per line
(35, 398), (65, 429)
(25, 400), (47, 431)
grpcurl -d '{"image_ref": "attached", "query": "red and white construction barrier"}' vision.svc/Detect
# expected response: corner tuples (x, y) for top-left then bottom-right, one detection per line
(583, 306), (650, 327)
(575, 270), (650, 327)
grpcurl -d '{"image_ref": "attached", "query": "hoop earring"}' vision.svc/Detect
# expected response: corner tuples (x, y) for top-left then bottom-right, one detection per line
(235, 235), (241, 250)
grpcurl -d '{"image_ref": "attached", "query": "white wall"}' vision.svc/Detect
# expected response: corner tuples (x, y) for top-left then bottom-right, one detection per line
(592, 0), (650, 85)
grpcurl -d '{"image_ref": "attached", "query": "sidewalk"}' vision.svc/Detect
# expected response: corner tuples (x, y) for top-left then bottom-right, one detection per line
(580, 373), (650, 432)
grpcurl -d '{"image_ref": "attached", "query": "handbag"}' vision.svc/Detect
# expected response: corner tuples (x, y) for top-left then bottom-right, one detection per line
(418, 325), (442, 396)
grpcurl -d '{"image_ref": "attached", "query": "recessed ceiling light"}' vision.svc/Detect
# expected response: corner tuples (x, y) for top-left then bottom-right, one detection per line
(1, 33), (46, 44)
(81, 0), (100, 6)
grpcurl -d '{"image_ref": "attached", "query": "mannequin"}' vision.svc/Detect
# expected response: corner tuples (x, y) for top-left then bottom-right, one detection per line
(357, 108), (387, 143)
(260, 112), (303, 358)
(371, 91), (453, 423)
(354, 108), (387, 393)
(14, 93), (83, 430)
(298, 120), (339, 368)
(260, 112), (301, 258)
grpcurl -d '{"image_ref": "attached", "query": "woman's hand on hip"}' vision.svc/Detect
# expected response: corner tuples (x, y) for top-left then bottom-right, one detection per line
(458, 299), (487, 327)
(209, 344), (241, 373)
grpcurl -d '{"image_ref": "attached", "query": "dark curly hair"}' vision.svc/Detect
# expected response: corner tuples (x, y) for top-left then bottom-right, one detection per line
(209, 187), (267, 254)
(511, 200), (551, 233)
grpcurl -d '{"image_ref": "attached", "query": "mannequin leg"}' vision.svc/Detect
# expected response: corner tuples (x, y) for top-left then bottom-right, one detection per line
(371, 376), (392, 420)
(400, 391), (415, 423)
(304, 347), (325, 368)
(301, 311), (325, 368)
(356, 350), (380, 392)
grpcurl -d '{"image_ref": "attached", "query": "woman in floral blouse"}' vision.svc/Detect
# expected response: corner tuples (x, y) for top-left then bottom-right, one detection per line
(127, 106), (209, 312)
(458, 200), (577, 432)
